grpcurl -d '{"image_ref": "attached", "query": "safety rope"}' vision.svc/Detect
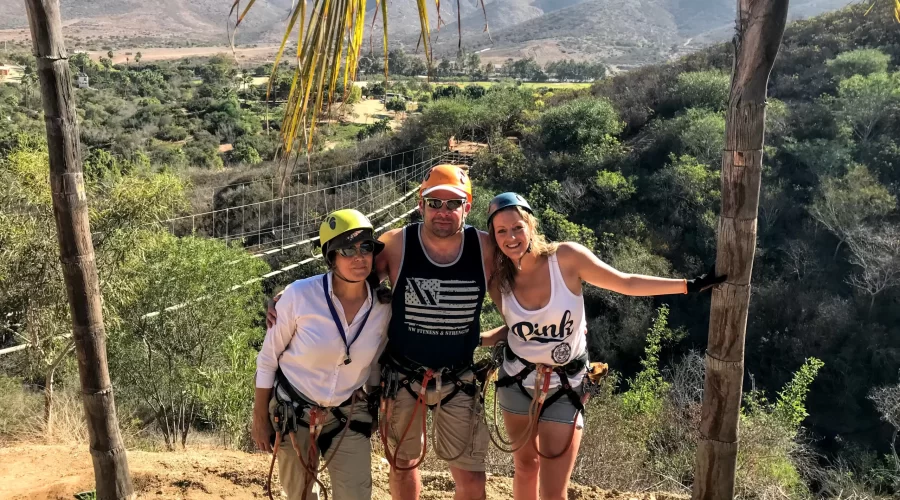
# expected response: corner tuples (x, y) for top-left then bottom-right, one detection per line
(380, 369), (434, 471)
(483, 345), (610, 460)
(265, 393), (358, 500)
(486, 364), (554, 453)
(266, 431), (282, 500)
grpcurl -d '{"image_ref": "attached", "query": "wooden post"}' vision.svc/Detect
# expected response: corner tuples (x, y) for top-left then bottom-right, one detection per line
(23, 1), (135, 498)
(692, 0), (790, 498)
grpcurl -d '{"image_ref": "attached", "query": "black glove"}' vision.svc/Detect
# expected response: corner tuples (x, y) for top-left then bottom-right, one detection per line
(686, 267), (727, 293)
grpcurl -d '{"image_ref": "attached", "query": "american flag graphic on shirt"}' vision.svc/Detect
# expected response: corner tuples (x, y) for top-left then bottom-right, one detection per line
(403, 277), (479, 336)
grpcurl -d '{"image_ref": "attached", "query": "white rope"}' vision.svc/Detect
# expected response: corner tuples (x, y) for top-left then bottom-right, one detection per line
(0, 344), (29, 356)
(205, 145), (431, 192)
(165, 153), (443, 246)
(163, 147), (439, 228)
(228, 149), (434, 249)
(1, 148), (453, 351)
(141, 202), (419, 319)
(224, 186), (418, 264)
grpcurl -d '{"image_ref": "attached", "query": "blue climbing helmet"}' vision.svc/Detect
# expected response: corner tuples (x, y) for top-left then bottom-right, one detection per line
(486, 192), (533, 225)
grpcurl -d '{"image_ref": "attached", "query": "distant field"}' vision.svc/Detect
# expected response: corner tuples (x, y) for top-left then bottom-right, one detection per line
(85, 46), (279, 65)
(439, 81), (592, 89)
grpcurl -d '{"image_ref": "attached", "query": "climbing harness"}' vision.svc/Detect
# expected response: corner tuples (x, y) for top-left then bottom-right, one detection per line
(484, 342), (608, 459)
(378, 354), (484, 470)
(266, 369), (373, 500)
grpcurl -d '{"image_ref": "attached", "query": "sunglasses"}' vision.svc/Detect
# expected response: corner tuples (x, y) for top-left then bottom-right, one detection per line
(335, 241), (376, 258)
(424, 198), (466, 211)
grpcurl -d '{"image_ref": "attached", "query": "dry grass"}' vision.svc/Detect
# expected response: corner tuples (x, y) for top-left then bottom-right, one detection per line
(0, 380), (88, 446)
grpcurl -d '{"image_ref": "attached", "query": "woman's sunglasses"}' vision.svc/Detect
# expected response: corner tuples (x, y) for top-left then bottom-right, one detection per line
(335, 241), (376, 257)
(424, 198), (466, 211)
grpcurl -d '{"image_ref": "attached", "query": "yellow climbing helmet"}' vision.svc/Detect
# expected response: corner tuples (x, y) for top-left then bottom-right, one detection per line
(319, 209), (384, 256)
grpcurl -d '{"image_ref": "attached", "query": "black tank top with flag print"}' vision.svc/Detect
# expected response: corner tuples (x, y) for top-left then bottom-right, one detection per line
(387, 223), (487, 369)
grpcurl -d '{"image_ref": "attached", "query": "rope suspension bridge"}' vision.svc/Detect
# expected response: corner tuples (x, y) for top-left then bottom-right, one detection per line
(0, 145), (476, 355)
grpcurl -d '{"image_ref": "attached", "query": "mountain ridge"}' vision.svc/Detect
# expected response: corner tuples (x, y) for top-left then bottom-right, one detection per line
(0, 0), (849, 64)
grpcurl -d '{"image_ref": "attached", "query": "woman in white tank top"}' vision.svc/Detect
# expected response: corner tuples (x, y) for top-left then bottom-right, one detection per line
(482, 192), (725, 500)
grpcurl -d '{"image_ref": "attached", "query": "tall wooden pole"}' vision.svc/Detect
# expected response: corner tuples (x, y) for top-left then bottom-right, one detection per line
(692, 0), (789, 498)
(23, 1), (134, 498)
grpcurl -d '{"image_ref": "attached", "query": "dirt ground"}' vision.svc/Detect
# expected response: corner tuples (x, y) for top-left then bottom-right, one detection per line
(0, 444), (687, 500)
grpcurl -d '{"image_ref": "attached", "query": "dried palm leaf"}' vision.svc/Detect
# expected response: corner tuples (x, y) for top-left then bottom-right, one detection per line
(232, 0), (435, 156)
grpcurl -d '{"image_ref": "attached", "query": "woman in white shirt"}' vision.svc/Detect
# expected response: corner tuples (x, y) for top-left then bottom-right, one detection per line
(252, 209), (391, 500)
(482, 193), (725, 500)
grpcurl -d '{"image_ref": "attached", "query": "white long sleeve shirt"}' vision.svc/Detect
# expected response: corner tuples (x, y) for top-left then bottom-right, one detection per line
(256, 273), (390, 407)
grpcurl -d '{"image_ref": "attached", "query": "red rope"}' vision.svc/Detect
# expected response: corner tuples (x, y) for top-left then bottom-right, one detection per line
(381, 369), (434, 471)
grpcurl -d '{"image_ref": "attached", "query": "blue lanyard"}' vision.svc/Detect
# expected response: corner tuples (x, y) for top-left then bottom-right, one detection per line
(322, 273), (372, 365)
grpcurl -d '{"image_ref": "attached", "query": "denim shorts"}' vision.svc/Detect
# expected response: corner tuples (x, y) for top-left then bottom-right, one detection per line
(496, 367), (586, 427)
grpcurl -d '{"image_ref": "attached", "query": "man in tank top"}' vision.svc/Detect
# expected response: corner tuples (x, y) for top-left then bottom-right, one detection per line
(374, 164), (492, 500)
(267, 164), (493, 500)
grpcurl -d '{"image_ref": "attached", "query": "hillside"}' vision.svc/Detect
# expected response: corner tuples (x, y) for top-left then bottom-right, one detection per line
(433, 0), (684, 65)
(0, 0), (853, 64)
(412, 0), (852, 63)
(2, 1), (900, 499)
(0, 0), (294, 44)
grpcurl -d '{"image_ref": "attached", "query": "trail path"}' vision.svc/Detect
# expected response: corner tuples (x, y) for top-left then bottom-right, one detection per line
(0, 444), (688, 499)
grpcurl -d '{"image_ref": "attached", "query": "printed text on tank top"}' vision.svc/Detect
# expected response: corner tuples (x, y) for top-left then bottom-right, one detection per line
(501, 253), (587, 383)
(507, 255), (578, 344)
(386, 224), (486, 368)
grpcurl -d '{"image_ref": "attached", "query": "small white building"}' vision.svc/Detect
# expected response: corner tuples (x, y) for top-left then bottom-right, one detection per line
(76, 72), (89, 89)
(0, 64), (24, 84)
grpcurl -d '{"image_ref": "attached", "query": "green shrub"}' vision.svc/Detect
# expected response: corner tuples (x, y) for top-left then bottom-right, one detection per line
(386, 98), (407, 112)
(539, 97), (623, 154)
(826, 49), (891, 80)
(673, 70), (730, 111)
(621, 306), (683, 419)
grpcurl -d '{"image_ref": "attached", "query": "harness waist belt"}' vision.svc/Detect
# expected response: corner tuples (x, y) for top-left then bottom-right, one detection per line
(273, 368), (372, 454)
(502, 343), (589, 378)
(382, 354), (479, 408)
(275, 367), (355, 408)
(495, 345), (587, 415)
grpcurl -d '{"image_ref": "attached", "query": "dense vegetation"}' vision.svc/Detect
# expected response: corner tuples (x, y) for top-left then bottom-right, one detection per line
(1, 2), (900, 498)
(358, 48), (607, 83)
(391, 2), (900, 496)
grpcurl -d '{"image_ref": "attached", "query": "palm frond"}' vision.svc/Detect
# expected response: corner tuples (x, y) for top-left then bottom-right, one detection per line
(233, 0), (437, 155)
(863, 0), (900, 22)
(478, 0), (492, 40)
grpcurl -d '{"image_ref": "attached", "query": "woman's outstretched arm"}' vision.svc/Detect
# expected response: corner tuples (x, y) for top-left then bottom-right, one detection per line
(558, 242), (722, 296)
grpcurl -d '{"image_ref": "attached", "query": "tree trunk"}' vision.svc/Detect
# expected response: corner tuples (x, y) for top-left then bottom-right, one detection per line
(692, 0), (790, 498)
(891, 427), (899, 473)
(22, 1), (134, 498)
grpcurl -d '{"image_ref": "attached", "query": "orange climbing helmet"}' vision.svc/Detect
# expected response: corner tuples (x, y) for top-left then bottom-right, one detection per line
(419, 164), (472, 203)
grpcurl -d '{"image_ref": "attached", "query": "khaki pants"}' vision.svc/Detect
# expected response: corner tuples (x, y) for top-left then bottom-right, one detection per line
(387, 370), (488, 472)
(269, 396), (372, 500)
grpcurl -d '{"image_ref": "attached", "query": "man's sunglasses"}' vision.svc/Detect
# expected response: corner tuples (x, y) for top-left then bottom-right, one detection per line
(424, 198), (466, 211)
(335, 241), (376, 257)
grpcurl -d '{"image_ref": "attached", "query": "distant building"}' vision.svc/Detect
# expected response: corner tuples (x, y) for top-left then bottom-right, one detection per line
(381, 92), (407, 103)
(0, 64), (24, 84)
(76, 72), (89, 89)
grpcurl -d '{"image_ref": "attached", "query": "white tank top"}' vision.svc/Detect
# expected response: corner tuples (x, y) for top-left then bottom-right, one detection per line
(500, 254), (588, 389)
